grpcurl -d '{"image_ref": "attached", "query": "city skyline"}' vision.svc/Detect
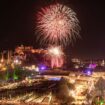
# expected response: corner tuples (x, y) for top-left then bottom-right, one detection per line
(0, 0), (105, 59)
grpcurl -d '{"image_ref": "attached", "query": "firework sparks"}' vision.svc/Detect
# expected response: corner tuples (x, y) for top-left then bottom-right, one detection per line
(48, 46), (62, 57)
(36, 3), (80, 45)
(45, 46), (64, 68)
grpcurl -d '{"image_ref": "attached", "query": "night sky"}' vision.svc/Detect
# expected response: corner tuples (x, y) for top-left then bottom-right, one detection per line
(0, 0), (105, 59)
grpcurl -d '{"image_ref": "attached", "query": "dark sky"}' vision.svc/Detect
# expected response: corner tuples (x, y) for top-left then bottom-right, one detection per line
(0, 0), (105, 59)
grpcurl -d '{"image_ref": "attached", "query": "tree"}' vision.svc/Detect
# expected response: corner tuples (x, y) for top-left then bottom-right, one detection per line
(95, 77), (105, 96)
(54, 77), (75, 105)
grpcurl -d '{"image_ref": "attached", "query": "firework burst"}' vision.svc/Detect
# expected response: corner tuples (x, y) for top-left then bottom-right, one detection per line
(45, 46), (64, 68)
(36, 3), (80, 46)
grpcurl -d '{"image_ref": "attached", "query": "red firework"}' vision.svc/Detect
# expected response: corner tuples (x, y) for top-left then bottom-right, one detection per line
(36, 3), (80, 46)
(45, 46), (64, 68)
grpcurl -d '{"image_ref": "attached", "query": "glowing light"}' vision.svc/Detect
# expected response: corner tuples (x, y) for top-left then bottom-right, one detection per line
(36, 3), (80, 45)
(35, 67), (39, 72)
(31, 65), (36, 70)
(74, 65), (79, 69)
(89, 63), (96, 69)
(0, 63), (2, 67)
(1, 59), (4, 63)
(14, 59), (22, 65)
(45, 46), (64, 68)
(48, 46), (62, 57)
(100, 101), (105, 105)
(48, 77), (61, 81)
(70, 79), (76, 84)
(87, 70), (91, 75)
(75, 85), (84, 96)
(69, 90), (76, 97)
(2, 67), (7, 71)
(40, 66), (46, 70)
(84, 68), (93, 76)
(14, 59), (19, 64)
(39, 64), (47, 71)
